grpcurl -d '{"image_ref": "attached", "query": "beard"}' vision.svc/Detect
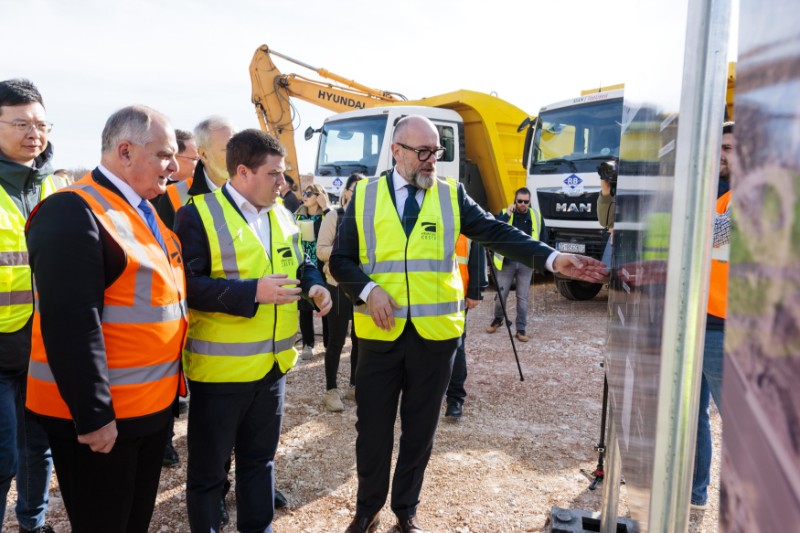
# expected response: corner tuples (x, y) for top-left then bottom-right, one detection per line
(409, 168), (435, 190)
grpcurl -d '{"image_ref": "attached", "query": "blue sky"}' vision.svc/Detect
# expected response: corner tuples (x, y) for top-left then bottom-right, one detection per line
(2, 0), (737, 172)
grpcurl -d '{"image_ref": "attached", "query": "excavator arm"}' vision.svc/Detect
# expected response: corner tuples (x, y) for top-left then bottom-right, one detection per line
(249, 44), (405, 174)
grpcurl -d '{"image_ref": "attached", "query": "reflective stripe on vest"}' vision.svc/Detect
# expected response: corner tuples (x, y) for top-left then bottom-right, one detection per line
(183, 189), (303, 383)
(27, 175), (188, 420)
(0, 175), (60, 332)
(708, 191), (731, 319)
(167, 178), (193, 211)
(493, 210), (541, 271)
(353, 176), (464, 341)
(456, 234), (470, 293)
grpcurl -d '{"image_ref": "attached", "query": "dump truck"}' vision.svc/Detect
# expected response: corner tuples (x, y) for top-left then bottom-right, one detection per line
(249, 44), (530, 213)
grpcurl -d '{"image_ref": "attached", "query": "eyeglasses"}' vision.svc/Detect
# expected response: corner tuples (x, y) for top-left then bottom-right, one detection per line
(397, 143), (446, 161)
(516, 199), (530, 204)
(0, 120), (53, 134)
(302, 191), (318, 198)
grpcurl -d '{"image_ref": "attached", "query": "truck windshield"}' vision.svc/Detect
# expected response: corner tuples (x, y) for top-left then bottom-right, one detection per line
(530, 98), (624, 175)
(316, 116), (388, 177)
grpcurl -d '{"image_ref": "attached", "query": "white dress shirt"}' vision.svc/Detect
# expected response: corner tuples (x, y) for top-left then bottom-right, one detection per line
(204, 168), (220, 192)
(224, 182), (273, 255)
(97, 164), (151, 225)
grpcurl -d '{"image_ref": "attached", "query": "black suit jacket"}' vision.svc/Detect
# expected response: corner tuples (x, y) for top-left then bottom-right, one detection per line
(174, 187), (325, 391)
(330, 174), (555, 306)
(156, 161), (215, 230)
(26, 168), (172, 438)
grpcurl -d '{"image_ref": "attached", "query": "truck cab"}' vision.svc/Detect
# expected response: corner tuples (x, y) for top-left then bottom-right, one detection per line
(524, 89), (625, 300)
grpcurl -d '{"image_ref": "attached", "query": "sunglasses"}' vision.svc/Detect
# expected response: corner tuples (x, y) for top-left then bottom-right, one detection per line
(302, 191), (318, 198)
(516, 199), (530, 204)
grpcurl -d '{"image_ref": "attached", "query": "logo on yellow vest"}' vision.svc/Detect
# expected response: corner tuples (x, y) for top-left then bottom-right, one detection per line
(420, 222), (437, 240)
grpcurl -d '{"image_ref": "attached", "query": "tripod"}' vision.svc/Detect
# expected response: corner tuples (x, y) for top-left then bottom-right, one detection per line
(581, 372), (609, 490)
(484, 248), (524, 381)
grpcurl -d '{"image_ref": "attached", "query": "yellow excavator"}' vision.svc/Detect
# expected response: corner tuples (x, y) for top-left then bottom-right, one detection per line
(248, 44), (531, 214)
(249, 44), (407, 175)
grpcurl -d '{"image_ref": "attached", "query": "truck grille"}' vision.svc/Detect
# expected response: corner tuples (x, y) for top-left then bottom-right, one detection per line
(537, 190), (601, 221)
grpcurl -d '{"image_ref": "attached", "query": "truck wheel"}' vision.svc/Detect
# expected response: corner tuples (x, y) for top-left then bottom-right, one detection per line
(556, 279), (603, 301)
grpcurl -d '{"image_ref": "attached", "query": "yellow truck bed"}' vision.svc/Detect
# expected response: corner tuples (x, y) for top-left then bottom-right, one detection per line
(404, 90), (530, 215)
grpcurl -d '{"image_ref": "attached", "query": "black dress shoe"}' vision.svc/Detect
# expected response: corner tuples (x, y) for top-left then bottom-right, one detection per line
(219, 497), (230, 526)
(343, 513), (380, 533)
(445, 402), (463, 418)
(387, 516), (424, 533)
(162, 441), (180, 467)
(274, 488), (288, 509)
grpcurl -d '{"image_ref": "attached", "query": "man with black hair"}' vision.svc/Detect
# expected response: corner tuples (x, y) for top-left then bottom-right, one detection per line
(0, 78), (56, 533)
(175, 129), (330, 532)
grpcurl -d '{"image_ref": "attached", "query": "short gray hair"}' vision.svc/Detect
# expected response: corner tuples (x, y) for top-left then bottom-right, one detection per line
(194, 116), (235, 150)
(101, 105), (164, 153)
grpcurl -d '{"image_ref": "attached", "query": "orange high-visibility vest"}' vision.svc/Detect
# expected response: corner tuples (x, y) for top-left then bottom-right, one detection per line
(707, 191), (731, 319)
(26, 175), (188, 421)
(455, 234), (470, 294)
(166, 178), (193, 211)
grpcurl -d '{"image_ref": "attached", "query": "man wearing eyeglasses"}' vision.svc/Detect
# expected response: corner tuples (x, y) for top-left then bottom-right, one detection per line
(155, 129), (198, 227)
(0, 78), (56, 533)
(330, 115), (606, 533)
(485, 187), (546, 343)
(156, 117), (234, 230)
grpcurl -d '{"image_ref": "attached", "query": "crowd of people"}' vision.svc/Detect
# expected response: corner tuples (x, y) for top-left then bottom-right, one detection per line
(0, 76), (614, 533)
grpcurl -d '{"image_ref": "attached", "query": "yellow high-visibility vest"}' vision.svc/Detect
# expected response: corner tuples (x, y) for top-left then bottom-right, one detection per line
(0, 176), (60, 332)
(184, 189), (304, 382)
(493, 209), (541, 271)
(353, 176), (464, 342)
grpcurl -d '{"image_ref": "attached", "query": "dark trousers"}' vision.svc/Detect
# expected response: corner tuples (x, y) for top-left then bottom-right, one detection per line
(446, 311), (469, 406)
(324, 283), (359, 390)
(298, 299), (328, 347)
(355, 324), (456, 519)
(46, 422), (170, 533)
(186, 375), (285, 533)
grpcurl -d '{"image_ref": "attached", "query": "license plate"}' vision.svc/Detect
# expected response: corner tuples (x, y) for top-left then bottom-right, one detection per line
(557, 241), (586, 253)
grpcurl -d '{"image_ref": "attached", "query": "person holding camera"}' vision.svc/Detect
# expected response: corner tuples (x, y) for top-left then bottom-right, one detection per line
(597, 160), (616, 230)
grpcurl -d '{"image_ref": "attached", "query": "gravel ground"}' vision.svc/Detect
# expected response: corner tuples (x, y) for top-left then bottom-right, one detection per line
(3, 279), (721, 532)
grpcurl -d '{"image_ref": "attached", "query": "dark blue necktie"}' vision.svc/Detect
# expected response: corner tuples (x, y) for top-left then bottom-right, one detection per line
(138, 199), (167, 254)
(403, 184), (420, 237)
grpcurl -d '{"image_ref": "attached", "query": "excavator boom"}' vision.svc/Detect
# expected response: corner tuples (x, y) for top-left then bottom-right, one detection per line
(249, 44), (404, 174)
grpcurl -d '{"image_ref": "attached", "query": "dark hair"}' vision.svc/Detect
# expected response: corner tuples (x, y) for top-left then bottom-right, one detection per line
(226, 129), (286, 178)
(345, 172), (366, 192)
(0, 79), (44, 110)
(175, 129), (194, 153)
(515, 186), (531, 198)
(283, 174), (295, 186)
(722, 121), (734, 135)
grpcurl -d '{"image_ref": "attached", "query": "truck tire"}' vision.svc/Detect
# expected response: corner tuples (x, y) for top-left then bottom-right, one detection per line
(556, 278), (603, 301)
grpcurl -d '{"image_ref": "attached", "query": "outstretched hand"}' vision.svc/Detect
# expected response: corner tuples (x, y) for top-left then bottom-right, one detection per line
(552, 253), (608, 283)
(256, 274), (302, 304)
(366, 286), (401, 332)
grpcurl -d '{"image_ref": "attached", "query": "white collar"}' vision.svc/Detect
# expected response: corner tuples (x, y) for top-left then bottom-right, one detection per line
(225, 181), (272, 216)
(97, 164), (144, 209)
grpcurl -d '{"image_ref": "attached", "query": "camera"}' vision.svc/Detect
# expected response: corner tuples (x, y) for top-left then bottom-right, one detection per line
(597, 160), (617, 197)
(597, 160), (617, 183)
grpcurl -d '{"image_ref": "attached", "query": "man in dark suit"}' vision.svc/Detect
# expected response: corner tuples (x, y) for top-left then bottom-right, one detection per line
(156, 116), (235, 229)
(26, 105), (188, 533)
(330, 115), (607, 533)
(175, 129), (331, 532)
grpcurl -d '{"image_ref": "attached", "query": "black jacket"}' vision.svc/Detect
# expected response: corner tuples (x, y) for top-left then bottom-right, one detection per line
(174, 187), (325, 393)
(26, 168), (172, 437)
(0, 143), (54, 373)
(156, 161), (215, 230)
(495, 207), (548, 269)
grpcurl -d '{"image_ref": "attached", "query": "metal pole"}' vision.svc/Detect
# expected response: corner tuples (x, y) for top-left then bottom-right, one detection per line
(485, 248), (524, 381)
(649, 0), (732, 530)
(600, 406), (622, 533)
